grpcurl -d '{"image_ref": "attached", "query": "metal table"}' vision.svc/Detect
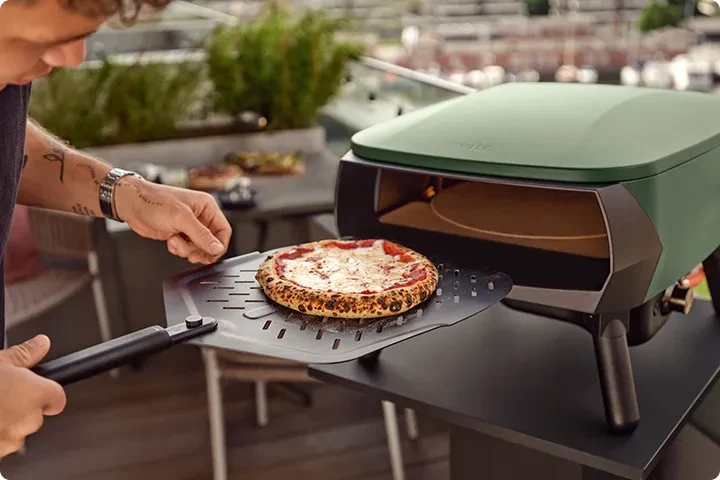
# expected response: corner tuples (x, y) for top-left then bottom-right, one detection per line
(105, 149), (339, 238)
(222, 149), (339, 251)
(310, 299), (720, 480)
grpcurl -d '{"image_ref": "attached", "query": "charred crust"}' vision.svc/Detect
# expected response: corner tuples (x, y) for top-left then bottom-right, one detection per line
(255, 240), (440, 319)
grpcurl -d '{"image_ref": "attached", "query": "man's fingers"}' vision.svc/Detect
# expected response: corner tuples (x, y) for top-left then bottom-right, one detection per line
(7, 413), (44, 440)
(188, 251), (213, 265)
(168, 235), (213, 265)
(40, 379), (67, 416)
(0, 439), (25, 458)
(180, 212), (225, 258)
(167, 234), (194, 258)
(0, 335), (51, 368)
(198, 204), (232, 253)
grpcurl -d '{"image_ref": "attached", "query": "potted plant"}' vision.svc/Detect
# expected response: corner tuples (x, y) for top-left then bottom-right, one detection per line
(28, 3), (363, 170)
(204, 0), (364, 155)
(29, 56), (213, 167)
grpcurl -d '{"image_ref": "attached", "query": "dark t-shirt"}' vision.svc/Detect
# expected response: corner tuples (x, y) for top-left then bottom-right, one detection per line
(0, 85), (32, 347)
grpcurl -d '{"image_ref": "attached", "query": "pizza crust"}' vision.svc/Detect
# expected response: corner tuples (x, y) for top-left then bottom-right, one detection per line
(255, 239), (439, 319)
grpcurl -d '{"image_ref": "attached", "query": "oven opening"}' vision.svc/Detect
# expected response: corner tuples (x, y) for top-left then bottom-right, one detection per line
(375, 169), (611, 291)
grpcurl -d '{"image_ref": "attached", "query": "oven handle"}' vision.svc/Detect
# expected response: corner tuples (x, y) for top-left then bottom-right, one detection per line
(31, 317), (217, 386)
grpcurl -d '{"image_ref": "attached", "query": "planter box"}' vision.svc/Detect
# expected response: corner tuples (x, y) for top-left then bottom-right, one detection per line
(84, 126), (326, 169)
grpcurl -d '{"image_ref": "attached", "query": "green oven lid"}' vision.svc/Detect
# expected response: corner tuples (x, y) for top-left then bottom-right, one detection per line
(350, 83), (720, 183)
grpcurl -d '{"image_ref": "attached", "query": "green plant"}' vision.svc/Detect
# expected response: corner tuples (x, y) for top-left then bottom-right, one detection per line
(205, 1), (364, 131)
(526, 0), (550, 16)
(637, 0), (684, 32)
(29, 57), (208, 148)
(28, 63), (114, 148)
(103, 58), (208, 144)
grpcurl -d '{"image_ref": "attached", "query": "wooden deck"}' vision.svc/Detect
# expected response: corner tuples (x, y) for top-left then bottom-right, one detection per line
(1, 345), (449, 480)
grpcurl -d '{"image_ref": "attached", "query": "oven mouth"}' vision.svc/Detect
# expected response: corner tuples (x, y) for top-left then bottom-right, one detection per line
(374, 170), (611, 292)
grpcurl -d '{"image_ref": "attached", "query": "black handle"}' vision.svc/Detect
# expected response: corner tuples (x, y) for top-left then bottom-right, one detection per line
(32, 326), (172, 386)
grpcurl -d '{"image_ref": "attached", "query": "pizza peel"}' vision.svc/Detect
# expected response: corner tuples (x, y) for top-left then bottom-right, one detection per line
(31, 247), (512, 386)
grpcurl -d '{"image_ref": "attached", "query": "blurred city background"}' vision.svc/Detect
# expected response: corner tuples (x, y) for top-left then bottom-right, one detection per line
(4, 0), (720, 478)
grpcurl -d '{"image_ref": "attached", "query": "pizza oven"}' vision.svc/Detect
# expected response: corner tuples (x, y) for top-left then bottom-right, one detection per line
(333, 82), (720, 433)
(26, 83), (720, 440)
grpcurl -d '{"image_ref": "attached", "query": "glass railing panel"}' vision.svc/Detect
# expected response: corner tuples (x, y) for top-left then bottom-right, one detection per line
(324, 57), (474, 135)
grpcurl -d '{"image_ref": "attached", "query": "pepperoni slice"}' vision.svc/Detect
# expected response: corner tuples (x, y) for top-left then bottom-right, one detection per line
(382, 241), (405, 256)
(390, 268), (427, 289)
(325, 239), (377, 250)
(278, 247), (314, 261)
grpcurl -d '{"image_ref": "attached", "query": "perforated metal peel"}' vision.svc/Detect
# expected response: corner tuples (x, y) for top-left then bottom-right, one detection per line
(162, 249), (512, 364)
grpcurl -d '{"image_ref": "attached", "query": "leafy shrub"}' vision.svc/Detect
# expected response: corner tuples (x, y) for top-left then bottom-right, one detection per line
(29, 57), (208, 148)
(205, 1), (364, 130)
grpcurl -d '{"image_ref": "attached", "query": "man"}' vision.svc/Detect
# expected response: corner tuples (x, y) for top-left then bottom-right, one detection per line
(0, 0), (232, 457)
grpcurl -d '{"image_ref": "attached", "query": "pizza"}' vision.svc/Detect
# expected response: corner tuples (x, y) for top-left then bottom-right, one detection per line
(255, 239), (438, 319)
(188, 164), (243, 191)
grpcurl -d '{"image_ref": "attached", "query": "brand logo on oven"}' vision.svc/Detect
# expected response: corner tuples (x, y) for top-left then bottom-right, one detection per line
(455, 141), (490, 152)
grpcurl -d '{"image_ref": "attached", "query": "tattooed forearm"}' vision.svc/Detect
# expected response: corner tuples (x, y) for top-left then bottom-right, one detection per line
(20, 121), (114, 215)
(78, 162), (100, 187)
(119, 183), (164, 207)
(71, 203), (96, 217)
(42, 139), (68, 183)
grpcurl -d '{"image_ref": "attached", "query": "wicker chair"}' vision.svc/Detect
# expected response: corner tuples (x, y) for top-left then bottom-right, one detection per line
(5, 207), (115, 363)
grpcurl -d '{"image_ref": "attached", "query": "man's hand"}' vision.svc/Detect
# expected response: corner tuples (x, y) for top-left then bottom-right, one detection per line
(115, 178), (232, 265)
(0, 335), (66, 458)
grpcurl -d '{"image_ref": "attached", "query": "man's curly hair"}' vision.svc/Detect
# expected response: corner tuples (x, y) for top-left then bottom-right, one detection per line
(59, 0), (173, 25)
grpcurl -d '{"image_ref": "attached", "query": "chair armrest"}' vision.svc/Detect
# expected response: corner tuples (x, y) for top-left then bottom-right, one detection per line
(27, 207), (94, 259)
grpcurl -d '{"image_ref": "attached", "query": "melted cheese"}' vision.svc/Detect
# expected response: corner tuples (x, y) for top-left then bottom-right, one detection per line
(280, 240), (419, 293)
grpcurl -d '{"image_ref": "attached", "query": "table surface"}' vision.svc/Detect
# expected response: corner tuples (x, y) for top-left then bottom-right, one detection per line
(105, 149), (339, 234)
(310, 299), (720, 480)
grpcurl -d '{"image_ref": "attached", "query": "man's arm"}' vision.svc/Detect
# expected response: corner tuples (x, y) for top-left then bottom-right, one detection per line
(17, 120), (113, 216)
(18, 119), (232, 265)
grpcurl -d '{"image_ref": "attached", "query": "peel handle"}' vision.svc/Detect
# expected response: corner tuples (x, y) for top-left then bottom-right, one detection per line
(31, 327), (172, 386)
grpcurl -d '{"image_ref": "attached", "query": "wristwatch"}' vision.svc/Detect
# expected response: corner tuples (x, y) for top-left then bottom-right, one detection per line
(99, 168), (143, 222)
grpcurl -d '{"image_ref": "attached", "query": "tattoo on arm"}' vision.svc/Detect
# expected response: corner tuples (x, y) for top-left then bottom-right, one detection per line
(78, 162), (100, 187)
(119, 183), (164, 207)
(71, 203), (96, 217)
(43, 140), (68, 183)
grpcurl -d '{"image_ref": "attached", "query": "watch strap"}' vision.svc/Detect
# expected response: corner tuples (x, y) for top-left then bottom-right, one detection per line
(99, 168), (142, 222)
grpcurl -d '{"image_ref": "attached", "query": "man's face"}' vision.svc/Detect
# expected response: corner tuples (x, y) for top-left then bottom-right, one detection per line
(0, 0), (106, 87)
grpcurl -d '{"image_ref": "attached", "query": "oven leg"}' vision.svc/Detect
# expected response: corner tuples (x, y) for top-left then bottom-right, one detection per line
(593, 318), (640, 434)
(203, 348), (228, 480)
(702, 246), (720, 316)
(382, 401), (406, 480)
